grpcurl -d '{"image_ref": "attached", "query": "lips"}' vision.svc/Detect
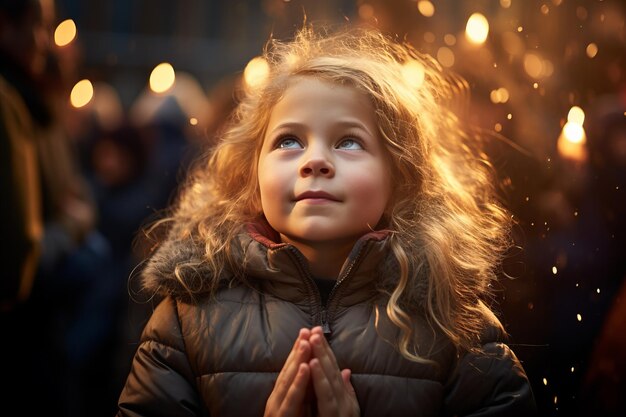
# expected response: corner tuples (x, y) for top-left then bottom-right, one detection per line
(294, 190), (340, 202)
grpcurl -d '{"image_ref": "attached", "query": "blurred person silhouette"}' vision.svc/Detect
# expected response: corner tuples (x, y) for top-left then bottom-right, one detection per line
(202, 74), (241, 145)
(577, 95), (626, 417)
(83, 120), (158, 415)
(0, 1), (116, 416)
(0, 0), (54, 308)
(129, 71), (208, 207)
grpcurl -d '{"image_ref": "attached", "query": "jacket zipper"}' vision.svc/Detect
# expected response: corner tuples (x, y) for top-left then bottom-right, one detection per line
(286, 242), (370, 336)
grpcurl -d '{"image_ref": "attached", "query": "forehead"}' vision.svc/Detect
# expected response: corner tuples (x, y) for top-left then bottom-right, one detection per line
(266, 77), (377, 128)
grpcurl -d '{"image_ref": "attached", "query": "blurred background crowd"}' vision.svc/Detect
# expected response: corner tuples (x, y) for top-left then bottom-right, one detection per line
(0, 0), (624, 416)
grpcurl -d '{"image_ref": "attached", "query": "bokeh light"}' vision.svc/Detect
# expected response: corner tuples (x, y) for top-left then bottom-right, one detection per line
(149, 62), (176, 94)
(567, 106), (585, 125)
(417, 1), (435, 17)
(465, 13), (489, 45)
(490, 87), (510, 104)
(402, 60), (425, 89)
(437, 47), (455, 67)
(523, 53), (544, 79)
(563, 122), (585, 144)
(358, 3), (375, 20)
(70, 79), (93, 108)
(558, 105), (588, 161)
(243, 56), (270, 90)
(586, 43), (598, 58)
(54, 19), (76, 47)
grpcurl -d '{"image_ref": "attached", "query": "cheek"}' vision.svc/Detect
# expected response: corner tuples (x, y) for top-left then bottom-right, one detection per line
(258, 163), (288, 217)
(346, 171), (391, 217)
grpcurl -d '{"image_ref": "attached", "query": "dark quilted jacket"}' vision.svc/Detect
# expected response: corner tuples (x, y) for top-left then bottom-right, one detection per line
(118, 224), (536, 416)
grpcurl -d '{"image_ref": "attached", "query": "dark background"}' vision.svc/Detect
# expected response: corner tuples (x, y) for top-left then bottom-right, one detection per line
(26, 0), (626, 415)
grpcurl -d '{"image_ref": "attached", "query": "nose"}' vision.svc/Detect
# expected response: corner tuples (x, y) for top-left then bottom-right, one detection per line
(299, 147), (335, 178)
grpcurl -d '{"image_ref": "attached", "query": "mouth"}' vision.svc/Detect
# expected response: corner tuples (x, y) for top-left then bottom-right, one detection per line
(294, 190), (340, 202)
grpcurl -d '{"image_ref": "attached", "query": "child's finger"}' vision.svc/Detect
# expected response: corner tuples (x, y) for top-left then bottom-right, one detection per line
(341, 369), (356, 395)
(309, 358), (337, 411)
(279, 363), (311, 416)
(277, 328), (311, 380)
(274, 330), (311, 402)
(310, 359), (360, 417)
(309, 333), (344, 394)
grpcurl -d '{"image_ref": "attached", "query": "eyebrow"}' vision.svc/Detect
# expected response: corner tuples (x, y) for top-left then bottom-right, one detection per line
(269, 120), (375, 137)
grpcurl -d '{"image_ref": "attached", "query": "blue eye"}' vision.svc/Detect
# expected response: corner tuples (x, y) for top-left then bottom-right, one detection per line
(336, 138), (363, 150)
(277, 136), (302, 149)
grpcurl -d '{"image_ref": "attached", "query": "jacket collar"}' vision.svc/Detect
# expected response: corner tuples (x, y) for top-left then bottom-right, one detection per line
(141, 219), (395, 311)
(240, 220), (392, 311)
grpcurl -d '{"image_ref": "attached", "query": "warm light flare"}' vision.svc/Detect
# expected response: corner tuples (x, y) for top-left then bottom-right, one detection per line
(586, 43), (598, 58)
(558, 123), (587, 162)
(243, 56), (270, 90)
(568, 106), (585, 125)
(55, 19), (77, 47)
(523, 53), (543, 78)
(490, 88), (510, 104)
(417, 1), (435, 17)
(402, 60), (425, 89)
(358, 4), (375, 20)
(437, 47), (455, 68)
(465, 13), (489, 45)
(70, 79), (93, 108)
(563, 122), (585, 144)
(149, 63), (176, 94)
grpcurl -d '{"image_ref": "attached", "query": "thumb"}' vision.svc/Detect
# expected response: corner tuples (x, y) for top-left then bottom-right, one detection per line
(341, 369), (356, 395)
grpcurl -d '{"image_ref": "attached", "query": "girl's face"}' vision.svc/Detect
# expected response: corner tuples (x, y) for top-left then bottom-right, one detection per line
(258, 77), (391, 248)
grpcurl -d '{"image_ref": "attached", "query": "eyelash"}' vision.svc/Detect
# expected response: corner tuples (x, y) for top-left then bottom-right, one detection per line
(273, 133), (365, 150)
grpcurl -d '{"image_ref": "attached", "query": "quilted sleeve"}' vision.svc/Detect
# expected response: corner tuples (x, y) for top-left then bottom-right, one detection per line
(443, 341), (536, 417)
(117, 297), (208, 417)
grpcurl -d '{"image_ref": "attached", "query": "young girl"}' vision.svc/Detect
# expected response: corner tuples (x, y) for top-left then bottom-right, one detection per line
(118, 27), (535, 416)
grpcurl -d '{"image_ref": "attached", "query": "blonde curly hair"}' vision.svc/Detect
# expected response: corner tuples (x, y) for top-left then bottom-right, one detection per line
(156, 26), (511, 362)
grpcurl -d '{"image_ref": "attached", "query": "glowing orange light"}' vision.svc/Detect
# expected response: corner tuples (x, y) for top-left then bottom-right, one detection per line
(444, 34), (456, 46)
(243, 56), (270, 90)
(70, 79), (93, 108)
(568, 106), (585, 125)
(437, 47), (455, 68)
(189, 117), (198, 126)
(54, 19), (77, 47)
(149, 63), (176, 94)
(490, 87), (510, 104)
(465, 13), (489, 45)
(417, 1), (435, 17)
(358, 4), (375, 20)
(523, 53), (543, 79)
(558, 110), (587, 162)
(586, 43), (598, 58)
(563, 122), (585, 144)
(402, 60), (425, 89)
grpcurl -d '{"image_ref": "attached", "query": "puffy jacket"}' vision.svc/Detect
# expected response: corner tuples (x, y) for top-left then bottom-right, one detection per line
(118, 224), (536, 416)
